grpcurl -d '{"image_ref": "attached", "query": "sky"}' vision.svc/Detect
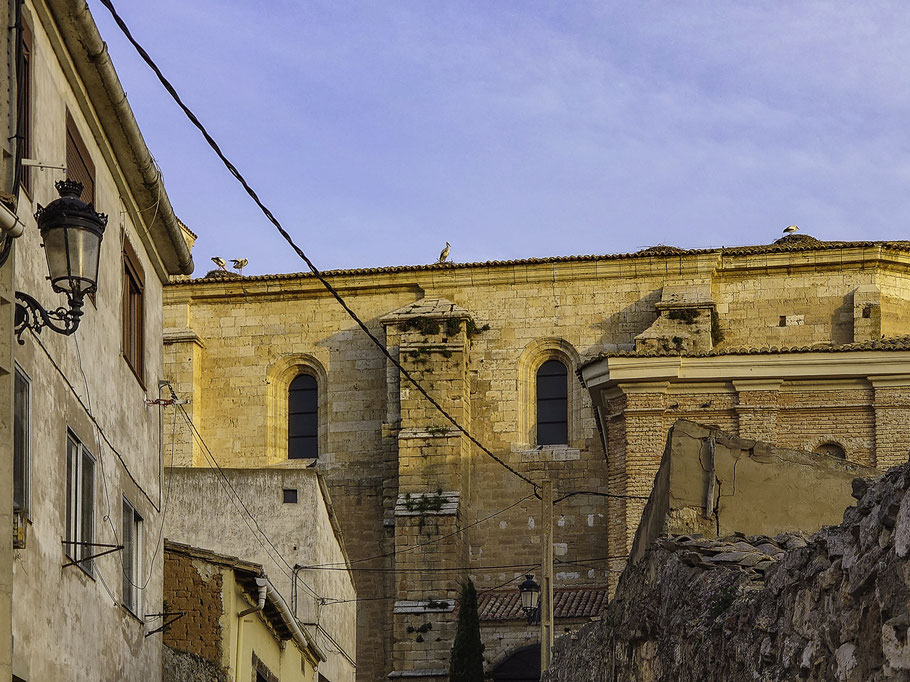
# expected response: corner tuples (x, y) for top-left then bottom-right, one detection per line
(90, 1), (910, 276)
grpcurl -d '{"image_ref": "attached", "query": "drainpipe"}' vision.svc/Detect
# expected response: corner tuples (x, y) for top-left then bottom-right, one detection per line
(264, 582), (326, 663)
(60, 0), (195, 275)
(235, 578), (268, 678)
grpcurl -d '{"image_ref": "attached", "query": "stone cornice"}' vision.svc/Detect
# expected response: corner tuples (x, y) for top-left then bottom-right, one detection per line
(583, 351), (910, 393)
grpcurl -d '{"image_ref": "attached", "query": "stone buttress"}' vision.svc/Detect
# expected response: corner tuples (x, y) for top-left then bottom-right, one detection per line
(381, 298), (474, 679)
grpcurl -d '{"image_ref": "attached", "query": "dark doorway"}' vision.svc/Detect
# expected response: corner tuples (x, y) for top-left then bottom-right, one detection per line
(489, 644), (540, 681)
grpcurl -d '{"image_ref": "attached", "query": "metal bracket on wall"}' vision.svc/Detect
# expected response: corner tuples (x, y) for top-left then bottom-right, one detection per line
(144, 611), (186, 638)
(61, 540), (124, 568)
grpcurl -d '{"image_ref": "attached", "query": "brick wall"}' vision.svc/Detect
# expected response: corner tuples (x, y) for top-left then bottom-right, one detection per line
(163, 550), (224, 665)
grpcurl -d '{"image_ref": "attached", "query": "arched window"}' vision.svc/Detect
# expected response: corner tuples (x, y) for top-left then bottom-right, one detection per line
(536, 359), (568, 445)
(288, 374), (318, 459)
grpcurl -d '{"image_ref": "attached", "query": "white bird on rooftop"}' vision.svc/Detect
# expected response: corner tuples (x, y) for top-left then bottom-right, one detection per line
(784, 225), (799, 234)
(211, 256), (226, 270)
(230, 258), (249, 275)
(438, 242), (450, 263)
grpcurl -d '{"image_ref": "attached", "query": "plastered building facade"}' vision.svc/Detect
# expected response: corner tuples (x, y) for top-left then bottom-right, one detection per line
(8, 1), (194, 680)
(163, 235), (910, 680)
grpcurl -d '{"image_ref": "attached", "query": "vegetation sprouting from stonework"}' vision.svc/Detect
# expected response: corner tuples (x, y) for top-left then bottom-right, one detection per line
(711, 309), (725, 345)
(667, 308), (701, 324)
(408, 345), (454, 361)
(403, 489), (445, 514)
(407, 621), (433, 643)
(449, 580), (484, 682)
(402, 317), (441, 335)
(465, 319), (490, 338)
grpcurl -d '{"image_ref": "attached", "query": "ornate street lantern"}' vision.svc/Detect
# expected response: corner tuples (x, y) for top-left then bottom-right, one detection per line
(14, 179), (107, 342)
(518, 573), (540, 624)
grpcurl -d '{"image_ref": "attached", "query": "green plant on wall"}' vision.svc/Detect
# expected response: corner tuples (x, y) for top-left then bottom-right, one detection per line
(711, 309), (725, 345)
(402, 317), (441, 335)
(667, 308), (701, 324)
(465, 319), (490, 338)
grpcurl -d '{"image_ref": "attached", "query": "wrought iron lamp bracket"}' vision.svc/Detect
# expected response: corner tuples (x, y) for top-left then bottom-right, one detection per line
(14, 290), (84, 343)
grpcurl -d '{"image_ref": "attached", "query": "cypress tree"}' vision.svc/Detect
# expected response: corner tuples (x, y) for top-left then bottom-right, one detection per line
(449, 579), (485, 681)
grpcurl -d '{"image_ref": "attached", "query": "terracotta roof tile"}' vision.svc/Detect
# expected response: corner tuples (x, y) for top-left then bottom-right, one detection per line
(170, 239), (910, 286)
(478, 586), (610, 621)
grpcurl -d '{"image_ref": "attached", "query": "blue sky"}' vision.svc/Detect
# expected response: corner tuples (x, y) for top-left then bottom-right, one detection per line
(91, 1), (910, 276)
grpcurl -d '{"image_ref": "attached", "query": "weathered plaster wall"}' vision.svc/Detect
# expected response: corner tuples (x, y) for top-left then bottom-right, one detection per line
(545, 461), (910, 681)
(163, 467), (356, 682)
(630, 421), (877, 563)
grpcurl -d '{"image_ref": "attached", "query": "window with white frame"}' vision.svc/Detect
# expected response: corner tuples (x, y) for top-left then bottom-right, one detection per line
(65, 431), (95, 575)
(13, 367), (30, 514)
(121, 497), (143, 614)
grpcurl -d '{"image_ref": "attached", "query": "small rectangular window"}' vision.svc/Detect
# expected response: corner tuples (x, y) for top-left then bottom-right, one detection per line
(283, 488), (298, 504)
(13, 367), (30, 514)
(122, 497), (143, 615)
(122, 239), (145, 384)
(65, 112), (95, 204)
(65, 431), (95, 575)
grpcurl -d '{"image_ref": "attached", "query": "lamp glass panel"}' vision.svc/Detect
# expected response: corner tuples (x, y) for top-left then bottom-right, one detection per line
(520, 587), (539, 611)
(43, 225), (101, 294)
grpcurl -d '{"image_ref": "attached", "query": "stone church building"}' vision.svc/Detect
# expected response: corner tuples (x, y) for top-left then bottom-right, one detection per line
(162, 234), (910, 681)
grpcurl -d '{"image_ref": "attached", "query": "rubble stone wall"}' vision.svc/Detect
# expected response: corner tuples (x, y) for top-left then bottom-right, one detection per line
(545, 462), (910, 681)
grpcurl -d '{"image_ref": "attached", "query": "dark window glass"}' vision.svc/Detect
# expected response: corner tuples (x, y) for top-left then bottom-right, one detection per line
(19, 23), (32, 195)
(65, 431), (95, 575)
(13, 369), (29, 512)
(80, 449), (95, 569)
(122, 240), (145, 384)
(122, 498), (142, 614)
(283, 489), (298, 504)
(536, 359), (568, 445)
(288, 374), (318, 458)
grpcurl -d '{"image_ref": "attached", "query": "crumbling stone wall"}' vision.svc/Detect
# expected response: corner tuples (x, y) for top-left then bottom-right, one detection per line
(545, 462), (910, 681)
(162, 646), (226, 682)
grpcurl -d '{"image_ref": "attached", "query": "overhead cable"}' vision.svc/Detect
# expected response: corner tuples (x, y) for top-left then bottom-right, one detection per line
(95, 0), (537, 492)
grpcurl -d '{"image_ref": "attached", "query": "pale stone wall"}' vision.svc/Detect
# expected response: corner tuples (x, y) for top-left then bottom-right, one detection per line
(164, 241), (910, 679)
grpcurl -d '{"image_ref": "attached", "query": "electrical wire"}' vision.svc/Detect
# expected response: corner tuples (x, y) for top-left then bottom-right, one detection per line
(306, 492), (537, 569)
(28, 329), (160, 511)
(177, 402), (323, 601)
(300, 561), (543, 574)
(72, 334), (179, 592)
(322, 568), (544, 606)
(554, 491), (650, 503)
(95, 0), (537, 493)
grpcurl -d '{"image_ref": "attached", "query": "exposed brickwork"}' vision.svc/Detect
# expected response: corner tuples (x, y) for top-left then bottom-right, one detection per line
(163, 550), (224, 664)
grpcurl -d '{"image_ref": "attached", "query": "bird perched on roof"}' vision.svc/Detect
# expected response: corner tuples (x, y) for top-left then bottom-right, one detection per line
(211, 256), (226, 270)
(230, 258), (249, 275)
(784, 225), (799, 234)
(438, 242), (450, 263)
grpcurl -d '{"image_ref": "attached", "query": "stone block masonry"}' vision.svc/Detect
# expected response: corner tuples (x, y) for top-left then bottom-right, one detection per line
(164, 237), (910, 679)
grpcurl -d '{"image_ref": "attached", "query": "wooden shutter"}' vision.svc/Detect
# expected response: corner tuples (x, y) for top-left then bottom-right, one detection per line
(65, 112), (94, 204)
